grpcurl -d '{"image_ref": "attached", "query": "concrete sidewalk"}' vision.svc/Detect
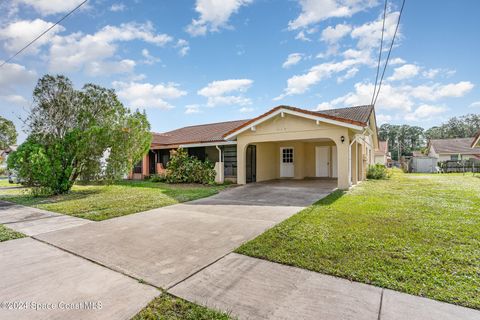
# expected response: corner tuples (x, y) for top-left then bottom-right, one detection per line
(170, 253), (480, 320)
(0, 200), (91, 236)
(0, 238), (159, 320)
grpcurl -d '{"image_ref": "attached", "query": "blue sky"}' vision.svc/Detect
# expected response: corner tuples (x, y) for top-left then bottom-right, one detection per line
(1, 0), (479, 142)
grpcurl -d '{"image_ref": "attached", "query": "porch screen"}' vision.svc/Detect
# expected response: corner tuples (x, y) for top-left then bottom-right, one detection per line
(223, 146), (237, 178)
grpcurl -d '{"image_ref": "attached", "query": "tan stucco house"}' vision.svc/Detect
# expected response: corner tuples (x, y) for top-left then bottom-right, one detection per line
(427, 137), (480, 161)
(374, 140), (390, 166)
(132, 105), (379, 190)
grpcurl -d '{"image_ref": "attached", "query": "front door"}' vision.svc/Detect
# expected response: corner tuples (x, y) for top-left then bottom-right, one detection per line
(280, 147), (294, 177)
(315, 146), (330, 177)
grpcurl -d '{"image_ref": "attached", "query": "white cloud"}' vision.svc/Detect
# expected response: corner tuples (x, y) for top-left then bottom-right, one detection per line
(422, 68), (456, 79)
(1, 94), (28, 105)
(85, 59), (136, 76)
(315, 102), (332, 110)
(295, 31), (311, 42)
(110, 3), (125, 12)
(198, 79), (253, 107)
(141, 49), (160, 65)
(410, 81), (474, 101)
(376, 114), (392, 124)
(388, 64), (420, 81)
(186, 0), (252, 36)
(314, 81), (474, 114)
(239, 107), (254, 113)
(113, 81), (187, 109)
(469, 101), (480, 108)
(351, 11), (400, 50)
(185, 104), (201, 114)
(405, 104), (447, 121)
(337, 67), (358, 83)
(321, 23), (352, 43)
(48, 22), (172, 75)
(175, 39), (190, 56)
(14, 0), (90, 15)
(389, 57), (406, 65)
(0, 61), (37, 94)
(275, 55), (369, 100)
(282, 53), (303, 69)
(422, 68), (440, 79)
(0, 19), (64, 55)
(288, 0), (377, 30)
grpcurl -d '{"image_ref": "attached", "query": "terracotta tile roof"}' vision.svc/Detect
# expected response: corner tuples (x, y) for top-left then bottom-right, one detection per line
(151, 105), (374, 147)
(317, 105), (373, 125)
(430, 138), (480, 154)
(151, 119), (249, 147)
(472, 130), (480, 148)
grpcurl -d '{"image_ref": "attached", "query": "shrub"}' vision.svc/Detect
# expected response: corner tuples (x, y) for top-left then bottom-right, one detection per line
(166, 149), (216, 185)
(367, 164), (390, 180)
(149, 172), (167, 182)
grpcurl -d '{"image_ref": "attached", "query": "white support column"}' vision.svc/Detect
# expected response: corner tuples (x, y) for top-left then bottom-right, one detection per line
(215, 145), (224, 184)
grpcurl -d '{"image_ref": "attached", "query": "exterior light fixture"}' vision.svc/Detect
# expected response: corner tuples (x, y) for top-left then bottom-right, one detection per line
(341, 136), (345, 143)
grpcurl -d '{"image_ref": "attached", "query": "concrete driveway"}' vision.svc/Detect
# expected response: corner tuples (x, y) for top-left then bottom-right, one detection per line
(35, 179), (335, 289)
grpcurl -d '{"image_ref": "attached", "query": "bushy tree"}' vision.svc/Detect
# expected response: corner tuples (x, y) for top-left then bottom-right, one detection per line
(166, 149), (216, 184)
(425, 114), (480, 139)
(8, 75), (151, 194)
(379, 124), (425, 160)
(0, 116), (17, 150)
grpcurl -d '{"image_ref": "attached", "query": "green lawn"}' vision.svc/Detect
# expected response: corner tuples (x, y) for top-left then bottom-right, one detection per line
(0, 180), (225, 221)
(0, 224), (25, 242)
(236, 171), (480, 309)
(0, 179), (17, 187)
(133, 294), (232, 320)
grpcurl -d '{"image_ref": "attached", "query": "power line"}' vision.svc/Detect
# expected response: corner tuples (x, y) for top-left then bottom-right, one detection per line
(373, 0), (406, 106)
(0, 0), (88, 69)
(371, 0), (388, 106)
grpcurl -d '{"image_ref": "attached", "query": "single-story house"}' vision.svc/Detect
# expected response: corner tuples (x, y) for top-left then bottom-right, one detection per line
(427, 137), (480, 161)
(374, 140), (390, 166)
(132, 105), (379, 190)
(472, 130), (480, 148)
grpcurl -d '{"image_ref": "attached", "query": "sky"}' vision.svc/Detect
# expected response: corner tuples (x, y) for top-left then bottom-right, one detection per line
(0, 0), (479, 143)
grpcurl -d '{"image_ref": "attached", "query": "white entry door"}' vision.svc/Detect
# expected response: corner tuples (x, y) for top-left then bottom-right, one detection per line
(280, 147), (294, 177)
(315, 146), (330, 177)
(331, 146), (338, 178)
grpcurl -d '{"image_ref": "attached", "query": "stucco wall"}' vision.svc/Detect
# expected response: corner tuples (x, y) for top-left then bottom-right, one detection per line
(256, 142), (278, 182)
(205, 146), (220, 163)
(374, 154), (387, 165)
(236, 113), (354, 189)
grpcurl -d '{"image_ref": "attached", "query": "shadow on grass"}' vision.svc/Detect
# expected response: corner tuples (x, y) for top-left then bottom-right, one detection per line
(0, 188), (103, 206)
(312, 189), (346, 206)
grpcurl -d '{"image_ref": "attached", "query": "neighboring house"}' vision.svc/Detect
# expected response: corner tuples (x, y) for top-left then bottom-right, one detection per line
(427, 138), (480, 161)
(374, 140), (391, 166)
(472, 130), (480, 148)
(133, 105), (379, 190)
(0, 145), (17, 170)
